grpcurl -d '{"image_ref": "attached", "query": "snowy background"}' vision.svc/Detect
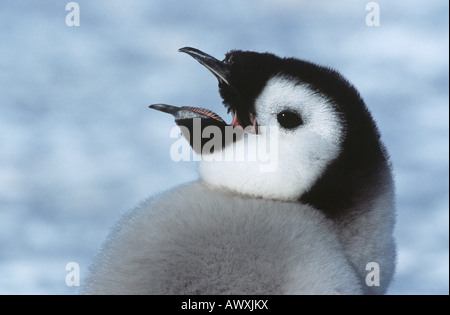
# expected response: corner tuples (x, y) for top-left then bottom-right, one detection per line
(0, 0), (448, 295)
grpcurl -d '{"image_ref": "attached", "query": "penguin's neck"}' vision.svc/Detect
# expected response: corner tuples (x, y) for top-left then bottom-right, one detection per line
(299, 139), (393, 219)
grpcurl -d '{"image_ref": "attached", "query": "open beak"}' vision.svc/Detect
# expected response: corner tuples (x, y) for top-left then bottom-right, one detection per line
(178, 47), (258, 133)
(149, 47), (259, 140)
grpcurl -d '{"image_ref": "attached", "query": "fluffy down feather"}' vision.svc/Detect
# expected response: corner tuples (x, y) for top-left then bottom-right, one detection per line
(83, 181), (363, 295)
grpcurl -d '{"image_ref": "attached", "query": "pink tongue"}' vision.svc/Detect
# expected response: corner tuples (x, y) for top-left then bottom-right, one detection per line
(182, 105), (244, 128)
(231, 113), (241, 127)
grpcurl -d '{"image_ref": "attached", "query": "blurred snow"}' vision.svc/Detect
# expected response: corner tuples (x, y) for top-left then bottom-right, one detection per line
(0, 0), (448, 294)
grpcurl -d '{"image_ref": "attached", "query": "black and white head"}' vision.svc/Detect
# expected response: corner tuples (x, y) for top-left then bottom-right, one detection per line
(151, 47), (391, 217)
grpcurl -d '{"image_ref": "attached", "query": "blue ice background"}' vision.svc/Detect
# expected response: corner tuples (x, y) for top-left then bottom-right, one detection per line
(0, 0), (448, 294)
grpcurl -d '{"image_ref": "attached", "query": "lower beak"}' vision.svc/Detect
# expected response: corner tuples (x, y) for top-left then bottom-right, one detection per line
(149, 104), (226, 124)
(149, 103), (243, 154)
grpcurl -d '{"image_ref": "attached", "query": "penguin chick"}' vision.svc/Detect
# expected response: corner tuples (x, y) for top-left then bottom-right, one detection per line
(165, 47), (397, 294)
(84, 47), (396, 295)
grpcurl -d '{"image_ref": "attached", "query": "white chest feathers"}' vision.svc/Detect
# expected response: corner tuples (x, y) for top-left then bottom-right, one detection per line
(199, 76), (344, 201)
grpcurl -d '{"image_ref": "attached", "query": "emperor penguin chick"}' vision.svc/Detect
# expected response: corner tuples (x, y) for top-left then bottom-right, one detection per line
(84, 47), (396, 295)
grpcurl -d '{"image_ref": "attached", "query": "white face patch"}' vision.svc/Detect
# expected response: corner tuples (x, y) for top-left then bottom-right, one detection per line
(199, 75), (345, 201)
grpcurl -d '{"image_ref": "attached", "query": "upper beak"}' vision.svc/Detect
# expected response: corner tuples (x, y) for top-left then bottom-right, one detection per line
(151, 47), (259, 134)
(178, 47), (230, 86)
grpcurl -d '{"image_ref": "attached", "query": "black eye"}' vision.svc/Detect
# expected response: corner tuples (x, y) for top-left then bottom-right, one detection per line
(277, 110), (303, 129)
